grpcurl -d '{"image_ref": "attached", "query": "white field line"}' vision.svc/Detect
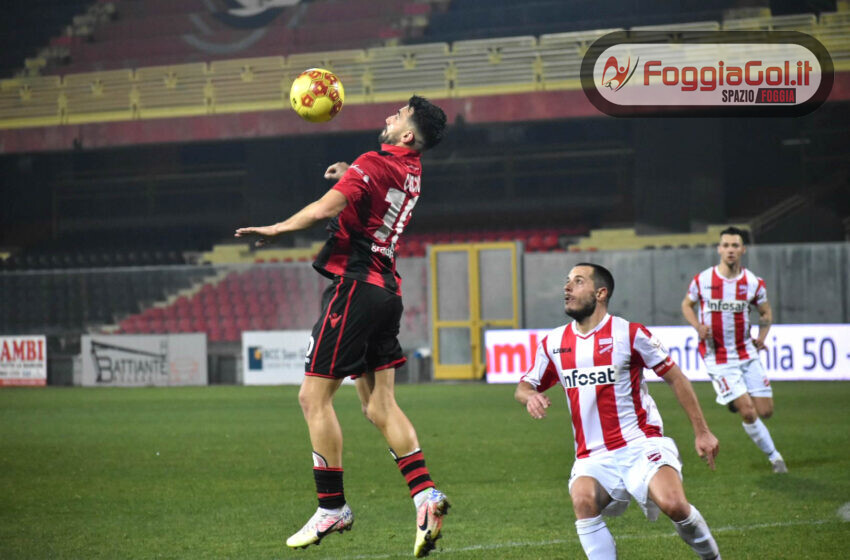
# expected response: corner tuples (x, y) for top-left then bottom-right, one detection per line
(314, 517), (843, 560)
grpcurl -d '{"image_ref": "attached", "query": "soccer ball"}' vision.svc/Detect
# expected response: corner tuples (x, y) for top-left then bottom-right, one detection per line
(289, 68), (344, 123)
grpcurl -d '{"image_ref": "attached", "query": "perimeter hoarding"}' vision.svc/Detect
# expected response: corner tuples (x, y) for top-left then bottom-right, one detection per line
(242, 330), (312, 385)
(80, 334), (207, 387)
(485, 324), (850, 384)
(0, 335), (47, 386)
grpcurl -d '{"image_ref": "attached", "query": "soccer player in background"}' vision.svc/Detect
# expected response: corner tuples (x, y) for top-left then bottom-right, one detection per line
(516, 263), (721, 559)
(235, 96), (449, 557)
(681, 226), (786, 473)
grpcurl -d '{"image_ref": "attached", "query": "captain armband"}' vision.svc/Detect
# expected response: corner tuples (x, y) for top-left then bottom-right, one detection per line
(652, 356), (676, 377)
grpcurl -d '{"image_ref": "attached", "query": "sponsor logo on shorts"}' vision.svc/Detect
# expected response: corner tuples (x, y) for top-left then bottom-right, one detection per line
(706, 299), (748, 313)
(561, 366), (617, 388)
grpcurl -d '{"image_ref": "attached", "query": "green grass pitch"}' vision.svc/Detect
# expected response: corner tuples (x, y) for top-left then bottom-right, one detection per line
(1, 381), (849, 559)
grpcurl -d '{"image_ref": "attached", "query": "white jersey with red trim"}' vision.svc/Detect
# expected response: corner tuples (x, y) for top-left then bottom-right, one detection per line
(521, 314), (675, 459)
(686, 266), (767, 367)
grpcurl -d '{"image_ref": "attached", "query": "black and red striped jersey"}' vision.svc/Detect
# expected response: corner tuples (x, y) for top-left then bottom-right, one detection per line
(313, 144), (422, 295)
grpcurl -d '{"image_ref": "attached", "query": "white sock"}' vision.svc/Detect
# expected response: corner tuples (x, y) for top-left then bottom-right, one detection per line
(318, 505), (344, 514)
(742, 418), (777, 457)
(673, 505), (720, 559)
(413, 488), (431, 509)
(575, 515), (616, 559)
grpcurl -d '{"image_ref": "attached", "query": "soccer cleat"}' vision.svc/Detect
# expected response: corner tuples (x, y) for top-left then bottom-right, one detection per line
(285, 504), (353, 549)
(414, 489), (450, 558)
(770, 456), (788, 474)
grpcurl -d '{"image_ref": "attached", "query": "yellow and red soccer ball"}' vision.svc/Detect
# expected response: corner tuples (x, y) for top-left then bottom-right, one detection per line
(289, 68), (344, 123)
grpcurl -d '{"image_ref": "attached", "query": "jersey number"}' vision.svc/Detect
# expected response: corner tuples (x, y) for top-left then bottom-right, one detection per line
(375, 185), (417, 245)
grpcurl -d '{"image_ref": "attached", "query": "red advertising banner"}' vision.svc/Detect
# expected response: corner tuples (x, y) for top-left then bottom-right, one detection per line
(0, 335), (47, 387)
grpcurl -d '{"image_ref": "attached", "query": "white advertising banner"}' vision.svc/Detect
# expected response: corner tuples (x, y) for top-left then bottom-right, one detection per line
(80, 334), (208, 387)
(0, 335), (47, 386)
(243, 330), (312, 385)
(485, 324), (850, 384)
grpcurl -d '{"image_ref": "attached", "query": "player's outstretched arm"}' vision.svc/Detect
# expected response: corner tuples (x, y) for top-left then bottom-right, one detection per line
(662, 366), (719, 470)
(324, 161), (350, 180)
(515, 381), (551, 419)
(234, 189), (347, 247)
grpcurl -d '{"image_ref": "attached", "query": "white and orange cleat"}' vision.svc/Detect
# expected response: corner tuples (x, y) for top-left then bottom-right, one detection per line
(286, 504), (354, 549)
(413, 489), (450, 558)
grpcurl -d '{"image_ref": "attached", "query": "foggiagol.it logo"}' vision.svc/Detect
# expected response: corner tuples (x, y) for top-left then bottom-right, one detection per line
(581, 31), (833, 117)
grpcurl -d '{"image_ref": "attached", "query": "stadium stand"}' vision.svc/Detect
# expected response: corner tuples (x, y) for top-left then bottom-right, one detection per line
(116, 266), (323, 342)
(41, 0), (424, 75)
(0, 0), (92, 78)
(0, 266), (212, 334)
(2, 8), (848, 128)
(0, 1), (848, 348)
(107, 262), (430, 344)
(418, 0), (739, 42)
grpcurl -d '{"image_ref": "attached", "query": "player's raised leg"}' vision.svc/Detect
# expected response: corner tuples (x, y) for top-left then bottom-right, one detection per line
(361, 368), (449, 558)
(570, 476), (617, 559)
(649, 466), (720, 559)
(286, 376), (353, 549)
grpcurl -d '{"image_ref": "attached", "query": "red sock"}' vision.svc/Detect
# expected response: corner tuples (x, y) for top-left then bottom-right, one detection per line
(393, 448), (435, 497)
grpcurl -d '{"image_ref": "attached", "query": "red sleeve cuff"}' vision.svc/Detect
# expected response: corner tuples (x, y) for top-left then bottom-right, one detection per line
(652, 356), (675, 377)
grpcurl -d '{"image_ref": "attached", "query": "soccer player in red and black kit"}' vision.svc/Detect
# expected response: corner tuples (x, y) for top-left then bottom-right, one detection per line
(235, 96), (448, 558)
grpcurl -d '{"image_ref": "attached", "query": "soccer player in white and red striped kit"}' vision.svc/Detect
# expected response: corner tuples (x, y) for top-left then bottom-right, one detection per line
(516, 263), (721, 559)
(681, 226), (786, 474)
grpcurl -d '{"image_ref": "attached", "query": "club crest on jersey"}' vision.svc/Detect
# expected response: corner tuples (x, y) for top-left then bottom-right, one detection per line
(738, 284), (749, 295)
(649, 335), (667, 353)
(562, 366), (617, 388)
(706, 299), (747, 313)
(597, 337), (614, 355)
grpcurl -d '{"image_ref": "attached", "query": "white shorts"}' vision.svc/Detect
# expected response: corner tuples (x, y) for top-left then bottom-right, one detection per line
(707, 358), (773, 405)
(568, 437), (682, 522)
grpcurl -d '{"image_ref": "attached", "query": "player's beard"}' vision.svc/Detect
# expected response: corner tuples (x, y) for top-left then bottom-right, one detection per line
(378, 127), (395, 144)
(565, 295), (596, 321)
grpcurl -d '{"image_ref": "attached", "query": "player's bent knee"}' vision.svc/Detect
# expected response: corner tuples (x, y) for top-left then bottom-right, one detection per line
(659, 498), (691, 522)
(570, 490), (601, 518)
(741, 410), (758, 423)
(738, 401), (758, 423)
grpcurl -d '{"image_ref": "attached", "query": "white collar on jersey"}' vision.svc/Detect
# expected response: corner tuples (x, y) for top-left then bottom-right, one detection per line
(713, 265), (746, 282)
(571, 313), (611, 339)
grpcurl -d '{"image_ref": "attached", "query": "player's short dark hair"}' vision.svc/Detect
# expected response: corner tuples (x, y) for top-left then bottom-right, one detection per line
(719, 226), (749, 245)
(575, 262), (615, 303)
(408, 95), (447, 151)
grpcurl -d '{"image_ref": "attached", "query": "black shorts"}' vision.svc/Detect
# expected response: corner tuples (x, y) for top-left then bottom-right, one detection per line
(305, 276), (406, 379)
